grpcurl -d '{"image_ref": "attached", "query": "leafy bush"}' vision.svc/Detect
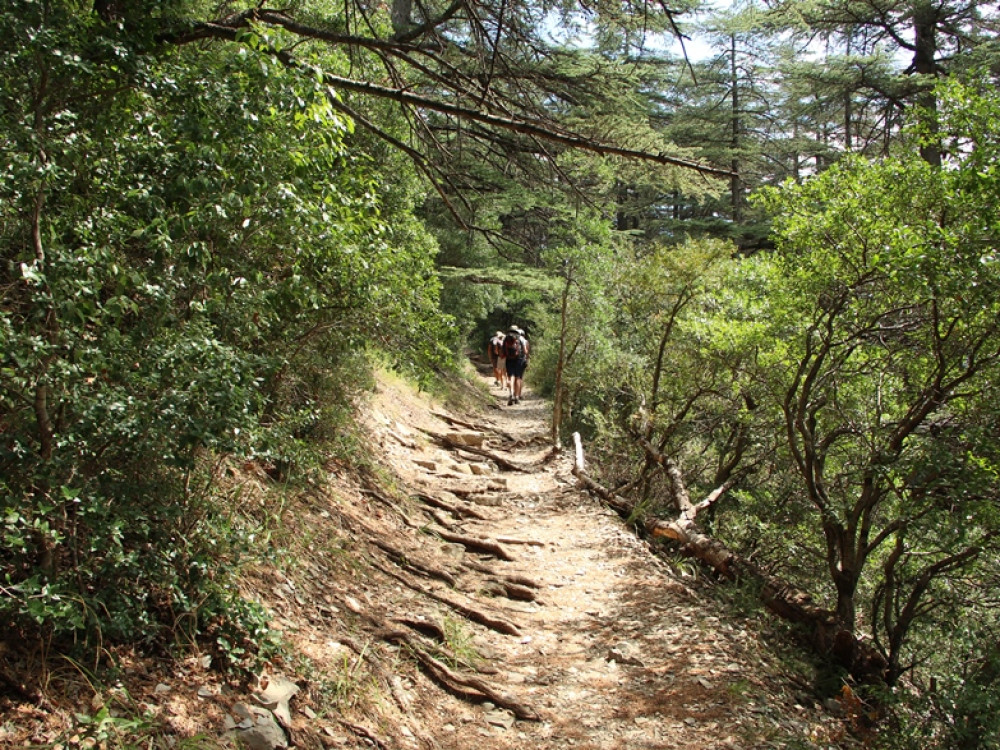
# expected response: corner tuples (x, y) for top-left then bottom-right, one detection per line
(0, 1), (447, 665)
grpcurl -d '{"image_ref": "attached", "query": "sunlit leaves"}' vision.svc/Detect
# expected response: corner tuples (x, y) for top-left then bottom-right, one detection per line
(0, 1), (445, 653)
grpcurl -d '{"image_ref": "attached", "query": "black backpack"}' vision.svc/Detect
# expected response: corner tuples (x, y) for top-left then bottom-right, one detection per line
(504, 334), (524, 360)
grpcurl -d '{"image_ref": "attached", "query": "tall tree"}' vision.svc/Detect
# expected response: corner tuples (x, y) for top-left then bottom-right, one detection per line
(764, 0), (1000, 164)
(750, 78), (1000, 682)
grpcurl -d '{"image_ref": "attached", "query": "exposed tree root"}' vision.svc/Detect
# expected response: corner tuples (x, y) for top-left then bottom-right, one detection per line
(369, 537), (458, 587)
(431, 410), (517, 442)
(381, 627), (540, 721)
(393, 616), (447, 642)
(427, 508), (459, 531)
(420, 429), (531, 472)
(496, 581), (539, 602)
(372, 558), (522, 636)
(340, 720), (390, 750)
(428, 482), (506, 497)
(448, 441), (531, 472)
(430, 410), (484, 432)
(420, 587), (522, 637)
(415, 491), (489, 520)
(431, 528), (515, 561)
(504, 433), (551, 449)
(462, 560), (542, 590)
(495, 536), (545, 547)
(460, 560), (542, 602)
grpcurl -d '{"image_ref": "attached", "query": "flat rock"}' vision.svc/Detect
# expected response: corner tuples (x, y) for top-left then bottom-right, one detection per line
(236, 714), (288, 750)
(484, 709), (515, 730)
(468, 494), (504, 507)
(608, 641), (645, 667)
(255, 676), (300, 708)
(449, 431), (486, 447)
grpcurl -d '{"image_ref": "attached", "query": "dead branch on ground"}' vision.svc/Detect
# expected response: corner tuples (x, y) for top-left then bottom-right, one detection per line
(570, 432), (890, 683)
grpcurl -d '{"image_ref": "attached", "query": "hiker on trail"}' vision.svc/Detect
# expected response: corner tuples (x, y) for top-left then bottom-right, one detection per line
(488, 330), (507, 388)
(504, 326), (529, 405)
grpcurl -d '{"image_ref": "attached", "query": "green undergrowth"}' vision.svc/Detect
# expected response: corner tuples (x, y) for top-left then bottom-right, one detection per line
(1, 348), (457, 698)
(1, 356), (469, 746)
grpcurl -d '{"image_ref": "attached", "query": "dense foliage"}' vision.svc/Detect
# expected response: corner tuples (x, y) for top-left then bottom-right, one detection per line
(2, 0), (1000, 744)
(0, 0), (445, 657)
(551, 80), (1000, 748)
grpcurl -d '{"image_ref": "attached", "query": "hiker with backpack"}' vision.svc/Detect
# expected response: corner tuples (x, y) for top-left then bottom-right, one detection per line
(503, 326), (529, 405)
(488, 330), (507, 388)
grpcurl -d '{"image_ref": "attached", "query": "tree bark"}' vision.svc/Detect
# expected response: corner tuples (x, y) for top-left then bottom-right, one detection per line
(552, 269), (572, 446)
(912, 1), (941, 166)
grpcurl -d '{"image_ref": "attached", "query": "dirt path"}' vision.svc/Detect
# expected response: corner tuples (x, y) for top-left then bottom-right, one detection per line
(362, 367), (839, 750)
(0, 365), (849, 749)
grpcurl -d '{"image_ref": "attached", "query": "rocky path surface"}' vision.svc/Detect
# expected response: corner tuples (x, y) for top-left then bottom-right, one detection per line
(0, 366), (850, 750)
(359, 367), (841, 750)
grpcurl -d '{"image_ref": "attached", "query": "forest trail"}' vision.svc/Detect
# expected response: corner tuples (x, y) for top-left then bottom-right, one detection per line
(3, 362), (848, 749)
(345, 362), (842, 750)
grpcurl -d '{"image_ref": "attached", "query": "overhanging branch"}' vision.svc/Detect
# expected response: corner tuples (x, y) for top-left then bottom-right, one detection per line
(162, 20), (734, 178)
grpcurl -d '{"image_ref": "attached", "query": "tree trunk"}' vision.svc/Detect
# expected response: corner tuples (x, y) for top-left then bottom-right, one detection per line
(912, 1), (941, 166)
(551, 269), (572, 446)
(391, 0), (414, 37)
(729, 35), (743, 224)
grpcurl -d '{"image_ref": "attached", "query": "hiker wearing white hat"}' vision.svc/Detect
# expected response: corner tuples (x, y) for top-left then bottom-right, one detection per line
(503, 326), (530, 405)
(488, 330), (507, 388)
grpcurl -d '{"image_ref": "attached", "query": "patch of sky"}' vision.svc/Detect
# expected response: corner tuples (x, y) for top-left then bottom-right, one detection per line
(539, 0), (722, 62)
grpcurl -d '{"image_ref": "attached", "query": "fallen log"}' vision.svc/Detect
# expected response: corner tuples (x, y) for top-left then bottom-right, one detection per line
(571, 432), (889, 684)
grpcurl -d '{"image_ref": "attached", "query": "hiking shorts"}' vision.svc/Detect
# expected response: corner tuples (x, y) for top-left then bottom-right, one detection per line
(496, 355), (506, 371)
(506, 357), (526, 379)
